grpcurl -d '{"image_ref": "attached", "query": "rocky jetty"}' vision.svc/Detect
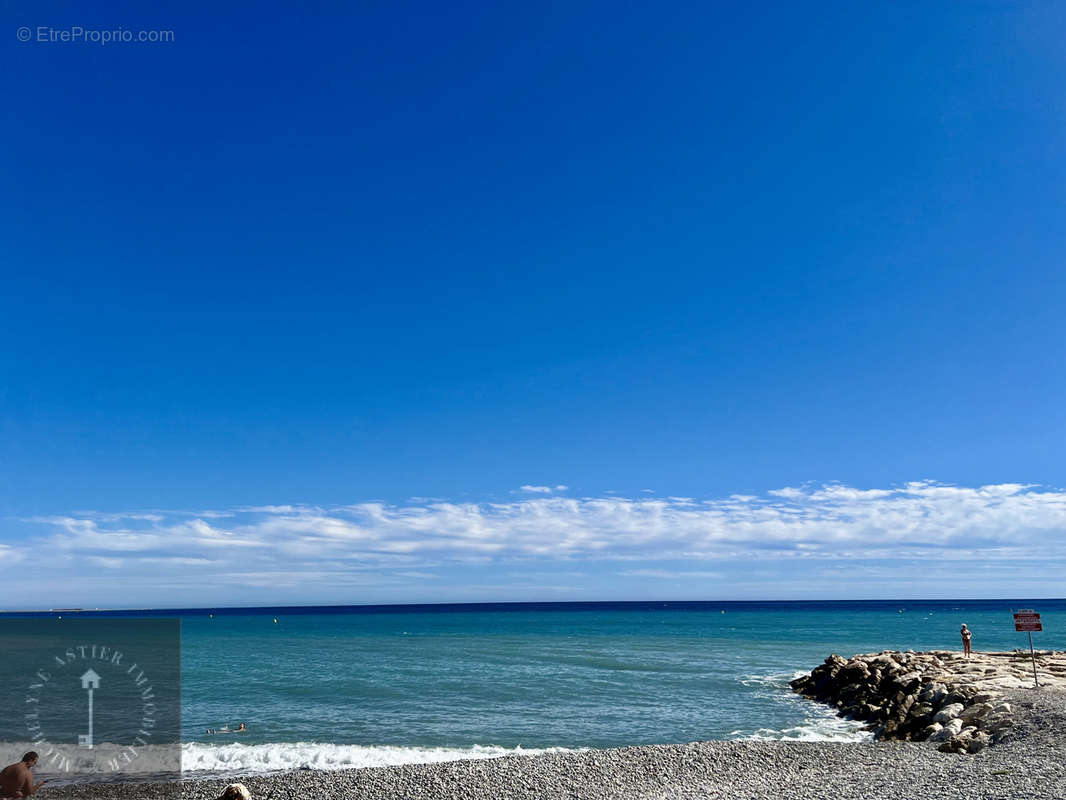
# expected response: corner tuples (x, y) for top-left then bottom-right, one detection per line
(791, 649), (1066, 755)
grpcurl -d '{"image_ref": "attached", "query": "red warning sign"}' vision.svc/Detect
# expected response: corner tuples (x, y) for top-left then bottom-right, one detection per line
(1014, 612), (1042, 632)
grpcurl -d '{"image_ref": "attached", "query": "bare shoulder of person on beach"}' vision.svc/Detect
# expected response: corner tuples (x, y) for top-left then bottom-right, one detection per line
(0, 752), (47, 798)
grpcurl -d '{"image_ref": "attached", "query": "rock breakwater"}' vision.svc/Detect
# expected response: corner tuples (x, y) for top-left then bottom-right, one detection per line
(791, 649), (1066, 755)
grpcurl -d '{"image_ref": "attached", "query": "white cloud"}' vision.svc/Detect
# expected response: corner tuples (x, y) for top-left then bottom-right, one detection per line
(9, 481), (1066, 605)
(87, 556), (123, 569)
(234, 504), (313, 514)
(519, 485), (554, 493)
(619, 569), (723, 579)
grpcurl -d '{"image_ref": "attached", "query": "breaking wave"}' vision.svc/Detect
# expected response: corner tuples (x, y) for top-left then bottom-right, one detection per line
(180, 741), (575, 777)
(730, 671), (872, 743)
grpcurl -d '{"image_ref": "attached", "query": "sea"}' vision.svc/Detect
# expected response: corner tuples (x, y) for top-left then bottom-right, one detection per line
(1, 599), (1061, 784)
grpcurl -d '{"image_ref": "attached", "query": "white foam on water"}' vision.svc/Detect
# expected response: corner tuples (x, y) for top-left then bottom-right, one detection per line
(180, 741), (577, 776)
(1, 740), (578, 783)
(737, 670), (809, 687)
(731, 670), (873, 743)
(730, 715), (873, 742)
(0, 741), (182, 786)
(0, 742), (180, 774)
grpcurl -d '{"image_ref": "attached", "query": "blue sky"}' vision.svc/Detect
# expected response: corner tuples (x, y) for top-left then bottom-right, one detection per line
(3, 1), (1065, 607)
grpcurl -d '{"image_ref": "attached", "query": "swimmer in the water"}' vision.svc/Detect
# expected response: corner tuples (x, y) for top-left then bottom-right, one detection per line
(206, 722), (246, 735)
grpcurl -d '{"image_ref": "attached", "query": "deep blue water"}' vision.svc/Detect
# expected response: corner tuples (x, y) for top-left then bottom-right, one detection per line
(1, 600), (1060, 777)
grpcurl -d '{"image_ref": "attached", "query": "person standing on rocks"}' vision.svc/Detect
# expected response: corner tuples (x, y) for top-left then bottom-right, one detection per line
(960, 623), (972, 658)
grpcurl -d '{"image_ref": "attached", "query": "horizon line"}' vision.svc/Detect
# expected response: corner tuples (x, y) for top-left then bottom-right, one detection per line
(1, 597), (1062, 614)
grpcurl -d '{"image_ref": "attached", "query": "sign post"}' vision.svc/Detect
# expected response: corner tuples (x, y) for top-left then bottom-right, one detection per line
(1013, 609), (1042, 687)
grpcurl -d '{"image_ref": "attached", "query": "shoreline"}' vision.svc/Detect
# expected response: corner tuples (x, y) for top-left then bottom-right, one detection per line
(40, 651), (1066, 799)
(41, 686), (1065, 800)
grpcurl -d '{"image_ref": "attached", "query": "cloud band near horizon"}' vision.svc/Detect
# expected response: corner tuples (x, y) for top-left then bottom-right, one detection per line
(6, 481), (1065, 607)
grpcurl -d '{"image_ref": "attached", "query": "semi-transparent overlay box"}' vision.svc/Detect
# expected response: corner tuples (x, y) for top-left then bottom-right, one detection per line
(0, 618), (181, 792)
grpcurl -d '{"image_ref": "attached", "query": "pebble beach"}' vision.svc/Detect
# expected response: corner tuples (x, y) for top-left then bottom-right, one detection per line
(44, 686), (1065, 800)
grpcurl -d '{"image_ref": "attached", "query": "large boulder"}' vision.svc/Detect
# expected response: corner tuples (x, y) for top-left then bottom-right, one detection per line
(867, 654), (897, 670)
(922, 722), (943, 739)
(918, 682), (948, 706)
(960, 702), (992, 723)
(839, 660), (871, 683)
(933, 703), (965, 724)
(889, 671), (922, 693)
(929, 718), (964, 742)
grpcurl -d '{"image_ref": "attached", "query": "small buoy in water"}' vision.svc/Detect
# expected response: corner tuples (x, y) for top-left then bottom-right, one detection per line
(209, 613), (214, 619)
(721, 610), (725, 614)
(898, 609), (903, 613)
(273, 617), (278, 624)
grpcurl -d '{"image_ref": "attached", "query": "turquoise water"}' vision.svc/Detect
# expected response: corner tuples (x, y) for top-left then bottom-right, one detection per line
(2, 600), (1061, 777)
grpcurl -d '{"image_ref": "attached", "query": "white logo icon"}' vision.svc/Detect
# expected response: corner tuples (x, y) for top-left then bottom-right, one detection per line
(78, 669), (101, 748)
